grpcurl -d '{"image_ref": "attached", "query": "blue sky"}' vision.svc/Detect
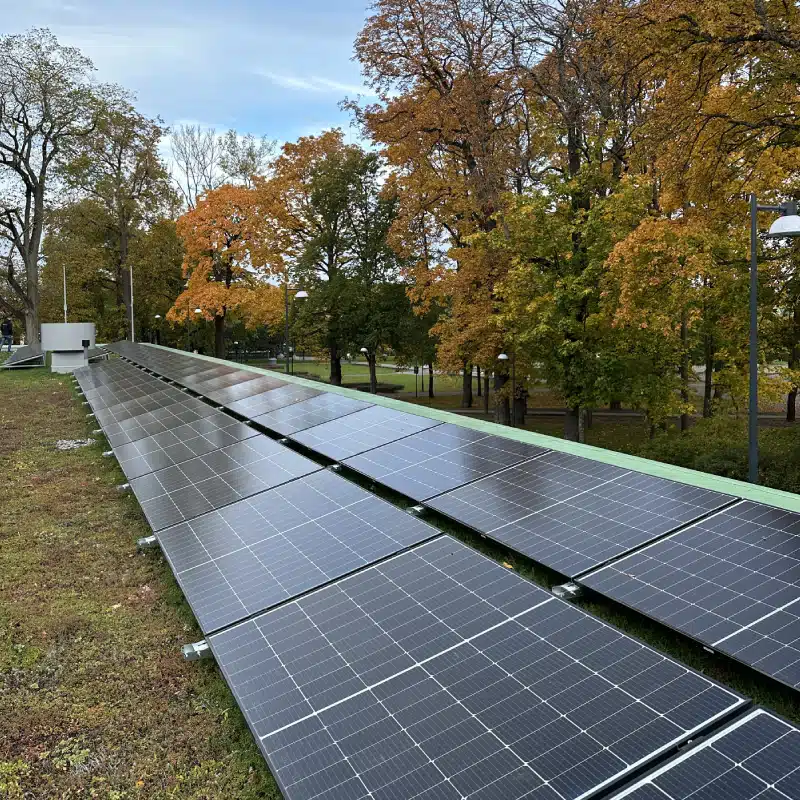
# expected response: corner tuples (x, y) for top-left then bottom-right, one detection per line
(1, 0), (374, 143)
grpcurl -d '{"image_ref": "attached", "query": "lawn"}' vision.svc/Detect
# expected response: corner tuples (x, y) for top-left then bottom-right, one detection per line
(0, 368), (277, 799)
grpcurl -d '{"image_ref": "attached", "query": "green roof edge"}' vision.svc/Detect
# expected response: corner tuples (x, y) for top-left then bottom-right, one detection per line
(142, 343), (800, 514)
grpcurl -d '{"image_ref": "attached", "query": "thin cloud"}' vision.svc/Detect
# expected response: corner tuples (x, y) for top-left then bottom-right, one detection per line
(258, 71), (374, 97)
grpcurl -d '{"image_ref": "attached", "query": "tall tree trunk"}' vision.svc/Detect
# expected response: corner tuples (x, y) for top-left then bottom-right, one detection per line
(214, 314), (225, 358)
(703, 334), (715, 418)
(513, 389), (527, 426)
(476, 365), (482, 396)
(564, 406), (580, 441)
(428, 363), (434, 398)
(330, 344), (342, 386)
(483, 373), (490, 415)
(578, 407), (586, 443)
(368, 354), (378, 394)
(461, 362), (473, 408)
(494, 371), (510, 425)
(788, 337), (798, 423)
(680, 313), (690, 431)
(120, 225), (132, 339)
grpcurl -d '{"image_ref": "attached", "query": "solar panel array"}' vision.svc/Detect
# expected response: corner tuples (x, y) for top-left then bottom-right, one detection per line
(210, 536), (747, 800)
(426, 451), (735, 577)
(582, 501), (800, 691)
(610, 708), (800, 800)
(2, 342), (44, 368)
(78, 342), (800, 800)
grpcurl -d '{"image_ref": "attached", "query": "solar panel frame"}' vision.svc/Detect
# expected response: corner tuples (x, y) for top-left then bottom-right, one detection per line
(580, 500), (800, 691)
(609, 708), (800, 800)
(129, 434), (322, 531)
(342, 423), (550, 502)
(425, 451), (736, 578)
(290, 405), (443, 461)
(208, 535), (746, 800)
(156, 470), (443, 634)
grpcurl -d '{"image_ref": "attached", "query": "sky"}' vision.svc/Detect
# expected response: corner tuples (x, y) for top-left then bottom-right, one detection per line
(0, 0), (376, 144)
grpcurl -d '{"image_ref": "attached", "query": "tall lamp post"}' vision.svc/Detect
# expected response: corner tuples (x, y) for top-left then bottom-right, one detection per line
(193, 307), (202, 352)
(284, 285), (308, 374)
(748, 196), (800, 483)
(498, 353), (511, 426)
(154, 314), (161, 345)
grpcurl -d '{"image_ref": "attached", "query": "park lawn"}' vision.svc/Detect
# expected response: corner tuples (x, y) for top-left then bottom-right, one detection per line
(0, 368), (277, 799)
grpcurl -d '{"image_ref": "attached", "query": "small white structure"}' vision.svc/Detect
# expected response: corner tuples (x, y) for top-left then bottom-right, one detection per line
(40, 323), (96, 373)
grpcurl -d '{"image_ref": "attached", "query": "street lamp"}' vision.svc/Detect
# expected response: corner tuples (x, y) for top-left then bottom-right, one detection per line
(284, 285), (308, 374)
(153, 314), (162, 345)
(748, 196), (800, 483)
(193, 308), (202, 353)
(498, 353), (514, 427)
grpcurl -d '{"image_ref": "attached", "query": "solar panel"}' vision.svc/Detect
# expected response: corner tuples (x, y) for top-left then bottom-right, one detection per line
(112, 412), (260, 480)
(581, 500), (800, 691)
(2, 343), (44, 368)
(426, 451), (734, 577)
(207, 375), (288, 406)
(253, 393), (373, 436)
(343, 423), (549, 502)
(102, 397), (223, 447)
(157, 470), (441, 633)
(85, 376), (171, 410)
(209, 536), (745, 800)
(610, 709), (800, 800)
(227, 384), (324, 419)
(94, 386), (189, 425)
(186, 369), (263, 395)
(129, 435), (321, 531)
(291, 405), (442, 461)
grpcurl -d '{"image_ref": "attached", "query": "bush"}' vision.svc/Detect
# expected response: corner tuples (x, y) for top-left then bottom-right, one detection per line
(636, 416), (800, 494)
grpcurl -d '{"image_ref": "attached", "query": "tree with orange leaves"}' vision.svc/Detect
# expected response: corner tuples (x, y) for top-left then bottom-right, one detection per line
(169, 184), (281, 357)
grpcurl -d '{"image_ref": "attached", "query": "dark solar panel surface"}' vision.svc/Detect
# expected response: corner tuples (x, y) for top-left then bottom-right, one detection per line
(343, 423), (549, 502)
(253, 393), (373, 436)
(207, 375), (288, 405)
(582, 500), (800, 690)
(209, 536), (745, 800)
(94, 386), (189, 425)
(426, 451), (734, 577)
(291, 405), (442, 461)
(3, 343), (44, 367)
(102, 397), (219, 447)
(112, 412), (259, 480)
(610, 709), (800, 800)
(227, 384), (324, 419)
(129, 435), (321, 531)
(157, 470), (441, 633)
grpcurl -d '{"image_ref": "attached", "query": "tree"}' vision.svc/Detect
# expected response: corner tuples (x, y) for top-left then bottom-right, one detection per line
(219, 130), (276, 188)
(60, 102), (175, 338)
(0, 28), (111, 342)
(171, 184), (281, 357)
(170, 124), (222, 210)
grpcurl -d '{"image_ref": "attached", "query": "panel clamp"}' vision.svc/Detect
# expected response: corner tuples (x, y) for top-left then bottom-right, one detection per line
(182, 640), (212, 661)
(137, 535), (158, 552)
(552, 582), (583, 602)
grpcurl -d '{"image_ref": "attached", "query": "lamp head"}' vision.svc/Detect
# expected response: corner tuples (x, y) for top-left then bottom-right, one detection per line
(295, 290), (309, 299)
(154, 314), (161, 320)
(497, 353), (509, 361)
(360, 347), (368, 354)
(194, 308), (202, 314)
(767, 209), (800, 238)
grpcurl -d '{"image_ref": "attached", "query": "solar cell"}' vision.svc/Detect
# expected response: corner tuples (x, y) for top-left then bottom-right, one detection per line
(112, 412), (260, 480)
(253, 393), (373, 436)
(207, 375), (288, 406)
(209, 536), (745, 800)
(610, 709), (800, 800)
(291, 405), (442, 461)
(343, 423), (549, 502)
(227, 384), (323, 419)
(186, 369), (263, 395)
(94, 386), (189, 425)
(426, 451), (734, 577)
(157, 470), (441, 633)
(102, 397), (219, 447)
(129, 435), (321, 531)
(581, 500), (800, 691)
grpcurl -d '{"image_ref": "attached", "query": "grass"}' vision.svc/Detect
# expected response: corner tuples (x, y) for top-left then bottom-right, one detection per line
(0, 368), (277, 799)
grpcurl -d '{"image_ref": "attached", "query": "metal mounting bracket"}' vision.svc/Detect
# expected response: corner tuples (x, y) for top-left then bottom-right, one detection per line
(552, 582), (583, 602)
(137, 535), (158, 552)
(182, 640), (212, 661)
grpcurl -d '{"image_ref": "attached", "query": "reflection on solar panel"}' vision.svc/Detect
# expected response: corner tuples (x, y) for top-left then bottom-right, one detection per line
(426, 451), (734, 577)
(582, 500), (800, 690)
(227, 384), (323, 419)
(610, 709), (800, 800)
(2, 343), (44, 368)
(187, 370), (263, 395)
(112, 412), (259, 480)
(343, 423), (549, 502)
(129, 435), (321, 531)
(253, 393), (373, 436)
(207, 375), (288, 406)
(102, 397), (219, 447)
(157, 470), (441, 633)
(291, 405), (442, 461)
(94, 387), (189, 425)
(209, 536), (745, 800)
